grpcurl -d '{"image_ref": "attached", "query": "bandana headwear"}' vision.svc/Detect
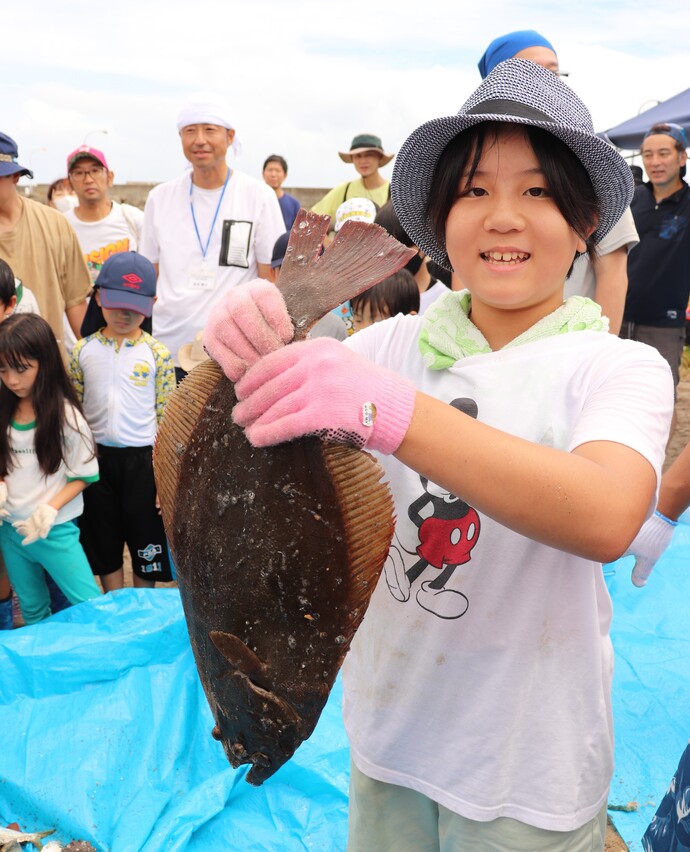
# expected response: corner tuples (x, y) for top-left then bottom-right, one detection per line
(176, 100), (242, 158)
(477, 30), (556, 79)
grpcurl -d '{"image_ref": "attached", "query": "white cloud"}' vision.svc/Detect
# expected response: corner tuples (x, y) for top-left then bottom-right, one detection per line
(4, 0), (690, 188)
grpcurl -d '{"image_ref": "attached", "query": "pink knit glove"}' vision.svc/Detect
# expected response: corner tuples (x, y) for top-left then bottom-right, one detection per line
(233, 338), (417, 453)
(625, 510), (677, 587)
(203, 279), (294, 382)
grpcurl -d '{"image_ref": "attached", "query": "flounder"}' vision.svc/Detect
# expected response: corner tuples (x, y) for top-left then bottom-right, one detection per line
(154, 210), (415, 784)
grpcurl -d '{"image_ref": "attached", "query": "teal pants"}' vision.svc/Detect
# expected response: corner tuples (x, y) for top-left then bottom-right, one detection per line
(0, 520), (101, 625)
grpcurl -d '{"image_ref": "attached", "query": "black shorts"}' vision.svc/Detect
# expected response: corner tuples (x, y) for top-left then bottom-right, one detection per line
(80, 444), (173, 582)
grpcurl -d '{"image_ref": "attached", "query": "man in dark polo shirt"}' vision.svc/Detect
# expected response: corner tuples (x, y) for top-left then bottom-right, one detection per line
(622, 123), (690, 398)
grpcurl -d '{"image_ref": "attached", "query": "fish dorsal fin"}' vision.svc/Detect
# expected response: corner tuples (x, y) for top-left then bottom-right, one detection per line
(154, 358), (224, 539)
(322, 444), (395, 646)
(278, 209), (416, 341)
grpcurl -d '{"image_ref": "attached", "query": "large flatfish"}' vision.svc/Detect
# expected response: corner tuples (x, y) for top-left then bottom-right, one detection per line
(154, 210), (415, 785)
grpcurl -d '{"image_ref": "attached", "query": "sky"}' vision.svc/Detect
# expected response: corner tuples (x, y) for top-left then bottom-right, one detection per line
(3, 0), (690, 191)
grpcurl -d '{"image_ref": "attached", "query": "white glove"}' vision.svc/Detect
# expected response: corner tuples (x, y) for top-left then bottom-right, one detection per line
(12, 504), (58, 546)
(0, 481), (9, 522)
(625, 510), (677, 588)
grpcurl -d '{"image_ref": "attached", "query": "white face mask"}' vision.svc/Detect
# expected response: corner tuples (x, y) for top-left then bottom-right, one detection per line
(53, 194), (79, 214)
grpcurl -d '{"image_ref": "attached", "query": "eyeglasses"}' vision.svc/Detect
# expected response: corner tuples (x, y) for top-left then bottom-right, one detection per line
(70, 167), (106, 181)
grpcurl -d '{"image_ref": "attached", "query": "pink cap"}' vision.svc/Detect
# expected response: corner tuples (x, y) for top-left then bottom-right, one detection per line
(67, 145), (109, 172)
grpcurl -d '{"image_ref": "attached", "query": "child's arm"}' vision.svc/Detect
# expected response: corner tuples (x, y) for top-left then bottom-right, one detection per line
(231, 338), (667, 564)
(68, 341), (86, 403)
(590, 247), (628, 336)
(151, 340), (177, 423)
(396, 392), (657, 563)
(0, 481), (8, 519)
(625, 439), (690, 586)
(48, 478), (88, 511)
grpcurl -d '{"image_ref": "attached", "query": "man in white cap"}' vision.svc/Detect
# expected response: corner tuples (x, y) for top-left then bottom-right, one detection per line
(139, 100), (284, 380)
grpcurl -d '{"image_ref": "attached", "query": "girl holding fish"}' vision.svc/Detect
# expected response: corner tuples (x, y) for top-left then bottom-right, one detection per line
(0, 313), (101, 625)
(204, 60), (672, 850)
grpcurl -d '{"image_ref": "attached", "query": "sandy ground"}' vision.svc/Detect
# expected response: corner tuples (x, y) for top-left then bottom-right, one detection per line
(664, 371), (690, 469)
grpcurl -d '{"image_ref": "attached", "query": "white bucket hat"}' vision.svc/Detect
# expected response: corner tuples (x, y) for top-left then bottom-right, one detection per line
(392, 58), (634, 269)
(178, 330), (210, 373)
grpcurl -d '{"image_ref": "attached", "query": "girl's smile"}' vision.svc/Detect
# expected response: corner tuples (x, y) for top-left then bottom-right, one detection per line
(481, 249), (530, 266)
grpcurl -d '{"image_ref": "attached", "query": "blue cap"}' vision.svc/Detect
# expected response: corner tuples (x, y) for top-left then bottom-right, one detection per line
(643, 122), (688, 150)
(271, 231), (290, 268)
(96, 252), (156, 317)
(478, 30), (556, 79)
(0, 132), (33, 179)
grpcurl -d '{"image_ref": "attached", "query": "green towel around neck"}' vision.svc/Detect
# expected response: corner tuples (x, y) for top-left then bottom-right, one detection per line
(419, 290), (609, 370)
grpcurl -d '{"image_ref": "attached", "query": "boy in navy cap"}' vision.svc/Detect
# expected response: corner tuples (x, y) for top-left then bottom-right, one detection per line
(69, 253), (176, 591)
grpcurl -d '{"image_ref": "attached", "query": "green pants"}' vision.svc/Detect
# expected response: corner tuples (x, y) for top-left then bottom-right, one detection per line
(348, 760), (607, 851)
(0, 520), (101, 625)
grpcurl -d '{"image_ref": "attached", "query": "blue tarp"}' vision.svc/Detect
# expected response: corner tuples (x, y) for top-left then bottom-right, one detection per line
(2, 521), (690, 851)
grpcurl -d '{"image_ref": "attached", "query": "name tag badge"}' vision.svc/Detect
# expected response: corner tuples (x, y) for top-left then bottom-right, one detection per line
(188, 263), (216, 291)
(219, 220), (253, 268)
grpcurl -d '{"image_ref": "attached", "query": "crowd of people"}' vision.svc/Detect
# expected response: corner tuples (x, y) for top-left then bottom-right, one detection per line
(0, 103), (427, 631)
(0, 27), (689, 851)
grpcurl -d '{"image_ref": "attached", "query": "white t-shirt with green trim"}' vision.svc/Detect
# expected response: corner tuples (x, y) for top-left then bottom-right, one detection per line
(3, 403), (98, 524)
(342, 315), (672, 832)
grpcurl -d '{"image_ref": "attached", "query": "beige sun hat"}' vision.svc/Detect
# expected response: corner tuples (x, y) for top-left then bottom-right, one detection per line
(178, 330), (210, 373)
(338, 133), (394, 166)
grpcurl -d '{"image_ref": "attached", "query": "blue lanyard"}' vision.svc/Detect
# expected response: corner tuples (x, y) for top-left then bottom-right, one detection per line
(189, 169), (231, 260)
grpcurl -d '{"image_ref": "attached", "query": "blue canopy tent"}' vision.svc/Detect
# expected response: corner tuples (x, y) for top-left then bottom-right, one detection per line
(601, 87), (690, 150)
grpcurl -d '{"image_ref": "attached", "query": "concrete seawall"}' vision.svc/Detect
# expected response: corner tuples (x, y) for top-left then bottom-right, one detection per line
(24, 183), (329, 212)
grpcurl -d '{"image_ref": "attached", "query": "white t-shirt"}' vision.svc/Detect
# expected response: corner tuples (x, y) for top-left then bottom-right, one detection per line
(4, 404), (98, 524)
(14, 282), (40, 315)
(70, 331), (175, 447)
(420, 279), (449, 314)
(565, 207), (639, 301)
(139, 169), (284, 366)
(343, 316), (672, 832)
(64, 202), (145, 284)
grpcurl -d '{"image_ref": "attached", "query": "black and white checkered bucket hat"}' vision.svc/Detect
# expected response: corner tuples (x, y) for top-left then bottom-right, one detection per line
(392, 58), (634, 270)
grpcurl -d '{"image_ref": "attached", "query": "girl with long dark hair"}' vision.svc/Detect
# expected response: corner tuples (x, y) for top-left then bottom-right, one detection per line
(0, 313), (101, 625)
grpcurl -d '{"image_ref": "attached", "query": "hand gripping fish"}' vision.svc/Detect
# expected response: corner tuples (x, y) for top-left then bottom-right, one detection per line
(154, 210), (415, 785)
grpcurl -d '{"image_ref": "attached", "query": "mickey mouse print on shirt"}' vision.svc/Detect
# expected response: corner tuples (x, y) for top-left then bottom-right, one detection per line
(384, 398), (481, 620)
